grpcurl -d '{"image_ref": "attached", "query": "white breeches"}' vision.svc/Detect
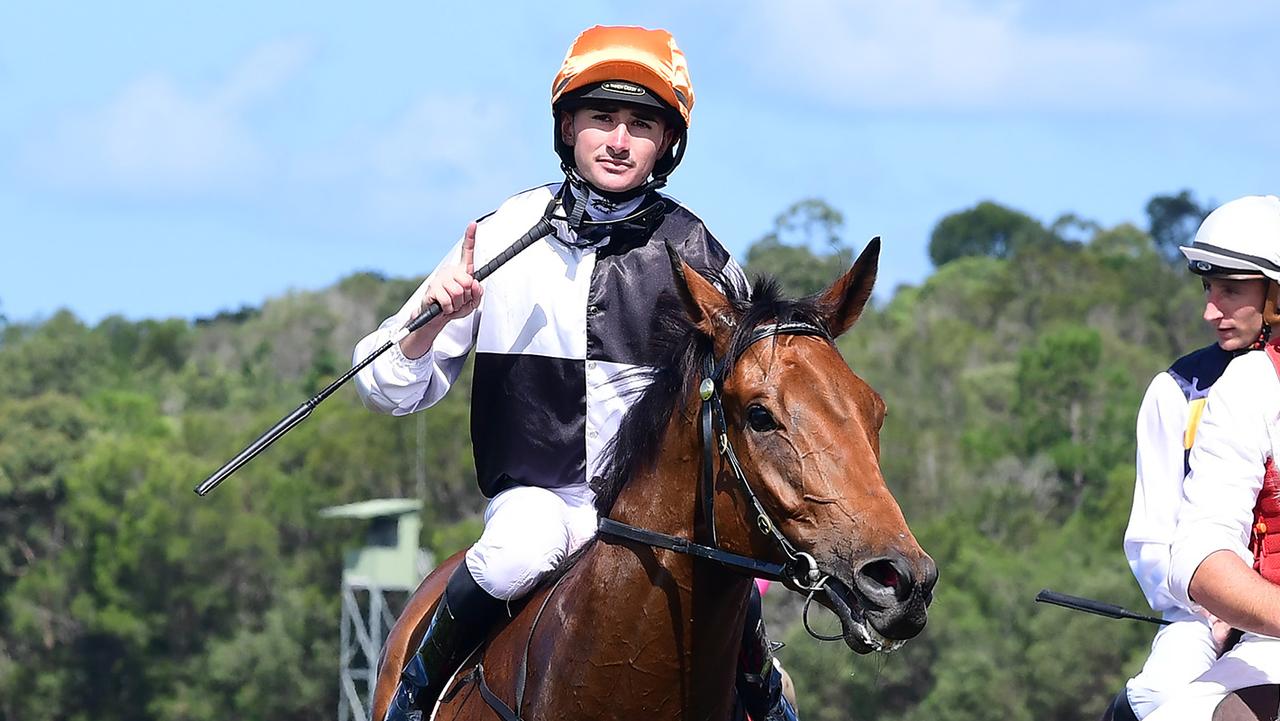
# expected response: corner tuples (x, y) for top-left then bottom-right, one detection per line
(464, 483), (599, 601)
(1126, 619), (1220, 718)
(1142, 634), (1280, 721)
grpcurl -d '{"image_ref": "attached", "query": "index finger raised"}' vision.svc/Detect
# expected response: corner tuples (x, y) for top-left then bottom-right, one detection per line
(461, 221), (478, 275)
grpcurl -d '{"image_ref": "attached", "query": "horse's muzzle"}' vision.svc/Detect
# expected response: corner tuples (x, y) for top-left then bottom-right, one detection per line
(855, 550), (937, 641)
(818, 550), (937, 653)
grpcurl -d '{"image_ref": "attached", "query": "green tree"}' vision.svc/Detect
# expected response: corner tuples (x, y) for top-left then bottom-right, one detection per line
(1145, 190), (1210, 263)
(928, 201), (1055, 267)
(745, 199), (853, 296)
(1011, 326), (1118, 503)
(0, 310), (109, 398)
(135, 318), (193, 372)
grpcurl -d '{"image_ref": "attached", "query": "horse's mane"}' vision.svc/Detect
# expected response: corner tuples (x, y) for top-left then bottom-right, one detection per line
(591, 272), (831, 517)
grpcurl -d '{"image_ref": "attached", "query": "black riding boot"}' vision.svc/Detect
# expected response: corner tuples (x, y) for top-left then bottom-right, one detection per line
(737, 584), (800, 721)
(1103, 689), (1139, 721)
(383, 564), (507, 721)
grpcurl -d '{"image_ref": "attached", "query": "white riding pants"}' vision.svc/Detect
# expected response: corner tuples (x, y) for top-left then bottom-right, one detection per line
(464, 483), (599, 601)
(1142, 634), (1280, 721)
(1125, 618), (1220, 718)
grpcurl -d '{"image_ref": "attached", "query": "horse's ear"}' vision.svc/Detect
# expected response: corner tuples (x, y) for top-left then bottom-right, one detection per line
(819, 237), (880, 338)
(665, 242), (734, 356)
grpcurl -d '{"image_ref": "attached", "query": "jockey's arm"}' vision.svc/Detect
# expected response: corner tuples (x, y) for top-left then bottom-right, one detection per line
(1124, 372), (1190, 613)
(1189, 550), (1280, 638)
(1168, 355), (1274, 633)
(353, 227), (481, 416)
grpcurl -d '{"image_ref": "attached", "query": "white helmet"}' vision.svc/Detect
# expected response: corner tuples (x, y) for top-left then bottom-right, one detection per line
(1181, 195), (1280, 281)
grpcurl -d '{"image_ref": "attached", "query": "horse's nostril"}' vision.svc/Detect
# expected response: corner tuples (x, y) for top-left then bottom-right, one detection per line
(857, 556), (913, 603)
(864, 560), (900, 591)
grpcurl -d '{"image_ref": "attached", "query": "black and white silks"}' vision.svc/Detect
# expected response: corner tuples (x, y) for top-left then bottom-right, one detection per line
(354, 182), (748, 498)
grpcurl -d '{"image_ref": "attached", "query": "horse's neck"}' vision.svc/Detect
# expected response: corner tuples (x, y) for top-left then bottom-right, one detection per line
(497, 398), (753, 718)
(591, 398), (755, 719)
(608, 404), (700, 537)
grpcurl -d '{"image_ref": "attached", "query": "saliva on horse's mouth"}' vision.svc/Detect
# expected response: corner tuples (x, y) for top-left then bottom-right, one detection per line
(822, 578), (906, 654)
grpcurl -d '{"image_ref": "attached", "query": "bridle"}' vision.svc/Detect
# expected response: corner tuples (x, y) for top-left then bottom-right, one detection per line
(461, 319), (855, 721)
(598, 318), (846, 639)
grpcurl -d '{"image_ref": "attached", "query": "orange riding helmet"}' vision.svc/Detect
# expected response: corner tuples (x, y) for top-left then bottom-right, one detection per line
(551, 25), (695, 182)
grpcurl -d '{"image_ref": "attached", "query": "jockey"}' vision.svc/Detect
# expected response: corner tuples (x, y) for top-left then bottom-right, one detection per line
(1140, 195), (1280, 721)
(1114, 197), (1277, 718)
(354, 26), (798, 721)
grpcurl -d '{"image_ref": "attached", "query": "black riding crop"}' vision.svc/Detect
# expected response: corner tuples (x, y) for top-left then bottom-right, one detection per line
(193, 206), (559, 497)
(1034, 589), (1170, 626)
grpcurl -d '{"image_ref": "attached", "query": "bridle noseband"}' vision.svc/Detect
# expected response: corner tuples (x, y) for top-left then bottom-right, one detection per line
(598, 319), (835, 597)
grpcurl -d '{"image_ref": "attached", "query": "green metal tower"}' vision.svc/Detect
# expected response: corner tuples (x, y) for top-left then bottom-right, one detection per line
(321, 498), (433, 721)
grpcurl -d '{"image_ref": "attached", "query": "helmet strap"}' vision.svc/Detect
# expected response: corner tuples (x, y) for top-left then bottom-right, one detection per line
(560, 163), (667, 209)
(652, 131), (686, 181)
(552, 169), (668, 247)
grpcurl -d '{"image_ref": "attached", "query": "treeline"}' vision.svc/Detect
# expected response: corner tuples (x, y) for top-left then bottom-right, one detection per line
(0, 191), (1213, 721)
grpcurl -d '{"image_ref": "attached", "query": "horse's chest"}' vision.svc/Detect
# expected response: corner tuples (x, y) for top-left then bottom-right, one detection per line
(527, 557), (700, 718)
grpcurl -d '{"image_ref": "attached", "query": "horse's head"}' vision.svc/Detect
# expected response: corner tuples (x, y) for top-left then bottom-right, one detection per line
(669, 239), (936, 653)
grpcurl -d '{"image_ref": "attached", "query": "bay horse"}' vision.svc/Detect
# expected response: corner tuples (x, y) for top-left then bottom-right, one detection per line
(372, 239), (937, 720)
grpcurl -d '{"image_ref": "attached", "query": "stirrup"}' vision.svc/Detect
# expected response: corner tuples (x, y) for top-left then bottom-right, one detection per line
(764, 691), (800, 721)
(384, 661), (428, 721)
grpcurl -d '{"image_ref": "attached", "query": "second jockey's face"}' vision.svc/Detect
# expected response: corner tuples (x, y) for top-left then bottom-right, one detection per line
(561, 104), (673, 193)
(1202, 277), (1268, 351)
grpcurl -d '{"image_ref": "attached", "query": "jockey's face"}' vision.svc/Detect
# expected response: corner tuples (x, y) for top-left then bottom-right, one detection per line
(1202, 276), (1268, 351)
(560, 104), (674, 193)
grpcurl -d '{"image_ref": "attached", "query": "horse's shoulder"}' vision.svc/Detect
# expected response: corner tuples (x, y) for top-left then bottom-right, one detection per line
(1212, 685), (1280, 721)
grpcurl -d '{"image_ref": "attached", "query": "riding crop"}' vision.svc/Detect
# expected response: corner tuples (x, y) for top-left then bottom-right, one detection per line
(193, 206), (559, 497)
(1034, 589), (1170, 626)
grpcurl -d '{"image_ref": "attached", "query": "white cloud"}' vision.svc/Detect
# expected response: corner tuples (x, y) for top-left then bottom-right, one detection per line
(732, 0), (1252, 113)
(292, 93), (541, 232)
(23, 34), (540, 235)
(23, 38), (312, 194)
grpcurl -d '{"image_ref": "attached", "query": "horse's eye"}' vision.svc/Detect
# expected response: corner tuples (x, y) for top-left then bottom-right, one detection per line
(746, 404), (779, 432)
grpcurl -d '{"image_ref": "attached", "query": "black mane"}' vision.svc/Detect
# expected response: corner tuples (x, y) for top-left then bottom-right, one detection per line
(591, 272), (831, 516)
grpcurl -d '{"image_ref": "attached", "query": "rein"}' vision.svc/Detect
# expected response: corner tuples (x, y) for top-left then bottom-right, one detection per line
(597, 320), (837, 617)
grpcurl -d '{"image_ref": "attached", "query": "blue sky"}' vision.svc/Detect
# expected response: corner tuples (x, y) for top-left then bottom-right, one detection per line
(3, 1), (1278, 324)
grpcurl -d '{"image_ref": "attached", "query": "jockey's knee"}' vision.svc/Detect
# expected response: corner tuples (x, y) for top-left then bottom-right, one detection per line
(467, 487), (573, 601)
(1127, 678), (1178, 719)
(468, 533), (570, 601)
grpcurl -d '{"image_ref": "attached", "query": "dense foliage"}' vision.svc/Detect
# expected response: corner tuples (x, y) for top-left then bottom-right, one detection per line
(2, 192), (1212, 721)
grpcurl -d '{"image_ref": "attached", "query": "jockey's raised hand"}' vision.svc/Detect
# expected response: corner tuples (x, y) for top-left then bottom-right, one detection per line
(399, 220), (483, 360)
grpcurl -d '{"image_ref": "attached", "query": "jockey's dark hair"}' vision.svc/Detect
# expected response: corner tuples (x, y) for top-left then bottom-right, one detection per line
(592, 271), (830, 516)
